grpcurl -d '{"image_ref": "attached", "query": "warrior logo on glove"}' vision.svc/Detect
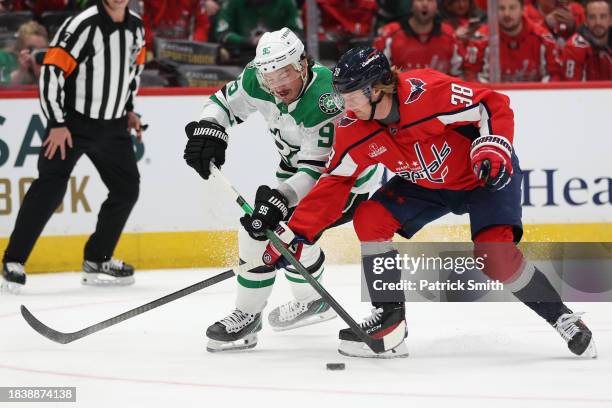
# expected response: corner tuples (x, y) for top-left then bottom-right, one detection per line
(470, 135), (513, 191)
(240, 185), (289, 241)
(184, 119), (229, 179)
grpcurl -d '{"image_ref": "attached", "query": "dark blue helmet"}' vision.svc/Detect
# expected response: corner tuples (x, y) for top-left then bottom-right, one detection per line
(332, 47), (393, 94)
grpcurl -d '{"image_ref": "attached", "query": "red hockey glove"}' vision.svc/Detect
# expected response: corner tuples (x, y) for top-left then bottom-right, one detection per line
(262, 222), (305, 269)
(470, 135), (513, 191)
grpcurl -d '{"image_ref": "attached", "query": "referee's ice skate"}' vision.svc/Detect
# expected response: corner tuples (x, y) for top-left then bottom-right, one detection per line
(1, 262), (26, 294)
(82, 259), (135, 286)
(268, 297), (336, 331)
(338, 303), (408, 358)
(206, 309), (263, 352)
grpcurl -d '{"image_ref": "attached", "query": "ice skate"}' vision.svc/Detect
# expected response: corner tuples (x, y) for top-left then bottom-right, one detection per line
(338, 303), (408, 358)
(206, 309), (263, 352)
(1, 262), (26, 294)
(268, 297), (336, 331)
(82, 259), (135, 286)
(553, 310), (597, 358)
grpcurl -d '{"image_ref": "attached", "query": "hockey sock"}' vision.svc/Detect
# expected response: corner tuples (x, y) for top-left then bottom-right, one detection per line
(362, 248), (406, 303)
(512, 264), (568, 324)
(235, 262), (277, 314)
(284, 250), (325, 303)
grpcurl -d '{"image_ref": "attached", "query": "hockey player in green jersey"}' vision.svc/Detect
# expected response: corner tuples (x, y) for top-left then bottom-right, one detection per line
(183, 28), (382, 352)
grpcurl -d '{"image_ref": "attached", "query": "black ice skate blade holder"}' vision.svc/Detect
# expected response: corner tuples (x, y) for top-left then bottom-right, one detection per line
(209, 165), (386, 354)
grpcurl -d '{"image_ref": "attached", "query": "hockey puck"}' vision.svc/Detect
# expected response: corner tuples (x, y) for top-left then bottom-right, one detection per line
(326, 363), (345, 371)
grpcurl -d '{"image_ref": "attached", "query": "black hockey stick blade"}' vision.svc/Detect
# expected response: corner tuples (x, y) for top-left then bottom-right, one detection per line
(20, 268), (237, 344)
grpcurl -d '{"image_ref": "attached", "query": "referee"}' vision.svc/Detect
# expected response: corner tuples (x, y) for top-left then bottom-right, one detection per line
(1, 0), (146, 293)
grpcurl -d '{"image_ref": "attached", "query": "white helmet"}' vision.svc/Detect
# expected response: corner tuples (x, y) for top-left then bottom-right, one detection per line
(254, 27), (305, 74)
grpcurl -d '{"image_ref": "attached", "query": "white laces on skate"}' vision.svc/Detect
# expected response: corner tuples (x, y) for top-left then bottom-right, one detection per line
(5, 263), (25, 275)
(554, 312), (585, 342)
(278, 300), (308, 321)
(360, 307), (383, 328)
(219, 309), (255, 333)
(102, 258), (124, 272)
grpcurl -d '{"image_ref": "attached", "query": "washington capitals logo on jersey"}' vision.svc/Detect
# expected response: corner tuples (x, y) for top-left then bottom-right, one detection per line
(395, 142), (451, 183)
(404, 78), (427, 105)
(338, 116), (357, 128)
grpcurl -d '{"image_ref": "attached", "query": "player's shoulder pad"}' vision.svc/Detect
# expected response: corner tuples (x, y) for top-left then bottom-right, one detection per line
(397, 68), (449, 97)
(239, 63), (275, 102)
(291, 64), (342, 128)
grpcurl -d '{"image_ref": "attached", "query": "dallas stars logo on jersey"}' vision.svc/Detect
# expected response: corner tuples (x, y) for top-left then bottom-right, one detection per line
(319, 93), (341, 115)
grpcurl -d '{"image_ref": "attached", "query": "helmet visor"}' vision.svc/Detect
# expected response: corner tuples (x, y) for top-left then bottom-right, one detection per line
(260, 65), (302, 91)
(334, 89), (371, 111)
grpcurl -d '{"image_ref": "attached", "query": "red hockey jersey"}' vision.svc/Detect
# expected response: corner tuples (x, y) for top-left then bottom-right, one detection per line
(562, 27), (612, 81)
(288, 69), (514, 242)
(373, 18), (462, 75)
(142, 0), (210, 45)
(464, 17), (562, 82)
(304, 0), (378, 40)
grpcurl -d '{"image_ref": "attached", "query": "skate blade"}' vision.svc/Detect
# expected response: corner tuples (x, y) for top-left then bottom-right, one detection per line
(270, 309), (337, 332)
(0, 278), (23, 295)
(338, 340), (409, 359)
(81, 273), (135, 286)
(206, 333), (258, 353)
(584, 339), (598, 359)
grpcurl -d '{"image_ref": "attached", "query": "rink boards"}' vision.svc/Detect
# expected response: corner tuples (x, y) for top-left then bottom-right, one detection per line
(0, 83), (611, 272)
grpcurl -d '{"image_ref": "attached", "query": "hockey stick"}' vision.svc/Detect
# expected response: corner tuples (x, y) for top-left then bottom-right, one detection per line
(20, 263), (257, 344)
(209, 166), (386, 353)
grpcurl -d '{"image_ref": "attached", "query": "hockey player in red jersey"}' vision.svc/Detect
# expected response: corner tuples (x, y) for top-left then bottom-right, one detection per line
(260, 47), (597, 358)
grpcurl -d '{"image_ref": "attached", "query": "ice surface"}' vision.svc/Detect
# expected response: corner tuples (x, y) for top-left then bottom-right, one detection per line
(1, 266), (610, 408)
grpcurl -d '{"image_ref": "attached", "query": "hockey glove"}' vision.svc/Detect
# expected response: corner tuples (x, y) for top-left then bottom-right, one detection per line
(183, 119), (228, 179)
(262, 223), (305, 269)
(240, 185), (289, 241)
(470, 135), (513, 191)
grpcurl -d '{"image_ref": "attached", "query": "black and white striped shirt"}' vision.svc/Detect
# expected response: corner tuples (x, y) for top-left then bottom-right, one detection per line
(40, 2), (145, 127)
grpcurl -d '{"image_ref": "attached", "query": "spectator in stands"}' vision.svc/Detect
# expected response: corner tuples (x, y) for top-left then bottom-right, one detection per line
(375, 0), (411, 31)
(0, 0), (13, 12)
(373, 0), (462, 75)
(10, 0), (72, 16)
(0, 47), (17, 84)
(440, 0), (486, 42)
(142, 0), (215, 46)
(524, 0), (585, 45)
(10, 21), (48, 85)
(304, 0), (378, 42)
(562, 0), (611, 80)
(215, 0), (303, 64)
(464, 0), (562, 82)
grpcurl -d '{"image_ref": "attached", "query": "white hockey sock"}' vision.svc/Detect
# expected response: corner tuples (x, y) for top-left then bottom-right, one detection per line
(235, 267), (276, 314)
(285, 265), (324, 303)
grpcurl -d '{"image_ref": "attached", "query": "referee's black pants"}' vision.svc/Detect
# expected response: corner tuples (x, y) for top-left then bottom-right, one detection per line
(3, 111), (140, 265)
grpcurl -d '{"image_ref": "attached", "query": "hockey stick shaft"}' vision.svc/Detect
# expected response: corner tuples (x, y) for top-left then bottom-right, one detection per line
(209, 166), (385, 353)
(20, 265), (247, 344)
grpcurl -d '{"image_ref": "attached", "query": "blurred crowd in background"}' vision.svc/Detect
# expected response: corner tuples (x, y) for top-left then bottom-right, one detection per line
(0, 0), (610, 88)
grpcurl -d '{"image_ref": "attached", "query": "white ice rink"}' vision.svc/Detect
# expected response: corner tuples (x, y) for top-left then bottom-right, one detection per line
(1, 265), (611, 408)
